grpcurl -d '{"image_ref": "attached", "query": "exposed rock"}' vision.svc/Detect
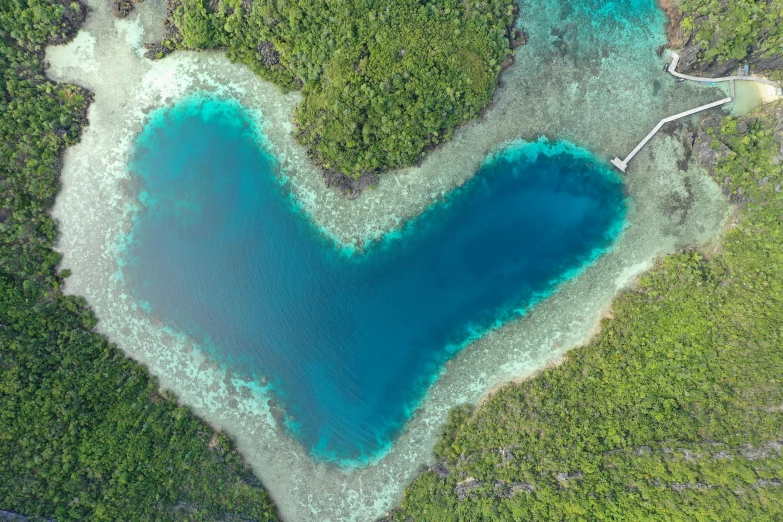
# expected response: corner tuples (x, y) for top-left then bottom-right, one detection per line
(741, 441), (783, 460)
(660, 0), (783, 77)
(751, 479), (783, 488)
(429, 462), (450, 478)
(511, 29), (527, 48)
(658, 0), (685, 50)
(711, 451), (733, 460)
(454, 478), (482, 501)
(680, 43), (783, 78)
(143, 42), (175, 61)
(555, 471), (583, 486)
(672, 482), (712, 491)
(499, 446), (515, 465)
(112, 1), (133, 18)
(143, 0), (185, 59)
(258, 41), (280, 66)
(493, 481), (534, 498)
(690, 116), (732, 177)
(633, 446), (652, 456)
(47, 0), (88, 45)
(500, 55), (514, 71)
(680, 449), (700, 461)
(321, 168), (380, 199)
(0, 510), (54, 521)
(112, 0), (144, 19)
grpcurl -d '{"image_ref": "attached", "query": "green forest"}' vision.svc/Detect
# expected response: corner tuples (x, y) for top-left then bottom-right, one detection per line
(158, 0), (518, 178)
(3, 0), (783, 520)
(679, 0), (783, 68)
(387, 107), (783, 520)
(0, 0), (278, 519)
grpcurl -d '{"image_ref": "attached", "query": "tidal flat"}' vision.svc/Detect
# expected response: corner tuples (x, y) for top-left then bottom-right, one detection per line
(48, 0), (730, 520)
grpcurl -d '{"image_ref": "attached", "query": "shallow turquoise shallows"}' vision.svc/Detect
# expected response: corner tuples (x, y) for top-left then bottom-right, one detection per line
(122, 96), (627, 464)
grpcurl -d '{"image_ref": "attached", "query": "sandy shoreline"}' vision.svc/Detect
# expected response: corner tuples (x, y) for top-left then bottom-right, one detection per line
(46, 0), (731, 520)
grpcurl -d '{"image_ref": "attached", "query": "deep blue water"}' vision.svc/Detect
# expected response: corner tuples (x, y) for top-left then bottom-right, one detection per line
(123, 96), (626, 464)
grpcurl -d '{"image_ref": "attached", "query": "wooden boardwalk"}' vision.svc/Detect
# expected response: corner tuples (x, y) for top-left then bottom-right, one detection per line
(611, 97), (732, 172)
(668, 52), (781, 88)
(610, 53), (781, 173)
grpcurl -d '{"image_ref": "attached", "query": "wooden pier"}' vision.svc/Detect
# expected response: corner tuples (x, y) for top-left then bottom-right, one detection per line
(610, 97), (733, 173)
(610, 52), (782, 173)
(668, 52), (781, 89)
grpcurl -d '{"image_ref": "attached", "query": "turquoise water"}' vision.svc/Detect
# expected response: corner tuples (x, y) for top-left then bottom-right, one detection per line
(122, 96), (627, 464)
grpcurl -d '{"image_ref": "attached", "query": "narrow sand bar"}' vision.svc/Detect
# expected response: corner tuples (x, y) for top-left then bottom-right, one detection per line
(47, 0), (731, 520)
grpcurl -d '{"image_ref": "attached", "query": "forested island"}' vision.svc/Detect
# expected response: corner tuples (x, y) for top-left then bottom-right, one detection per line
(1, 0), (782, 521)
(150, 0), (523, 195)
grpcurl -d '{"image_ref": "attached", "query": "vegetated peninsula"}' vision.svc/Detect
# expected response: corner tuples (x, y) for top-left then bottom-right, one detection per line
(0, 1), (278, 520)
(145, 0), (524, 196)
(385, 3), (783, 520)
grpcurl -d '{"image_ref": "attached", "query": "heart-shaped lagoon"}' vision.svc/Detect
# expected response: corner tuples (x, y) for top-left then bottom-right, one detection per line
(122, 96), (626, 464)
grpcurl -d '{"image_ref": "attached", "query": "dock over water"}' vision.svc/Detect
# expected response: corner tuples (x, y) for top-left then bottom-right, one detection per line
(611, 53), (782, 173)
(668, 52), (781, 88)
(610, 97), (732, 173)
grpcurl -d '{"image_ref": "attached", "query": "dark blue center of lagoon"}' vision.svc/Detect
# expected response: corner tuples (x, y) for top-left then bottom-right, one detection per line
(124, 96), (626, 464)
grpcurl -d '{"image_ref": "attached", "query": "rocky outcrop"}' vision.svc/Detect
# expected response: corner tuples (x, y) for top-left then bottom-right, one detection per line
(111, 0), (144, 19)
(686, 117), (731, 173)
(258, 41), (280, 66)
(429, 462), (450, 478)
(454, 477), (482, 501)
(658, 0), (685, 51)
(660, 0), (783, 77)
(142, 0), (181, 60)
(0, 510), (53, 521)
(555, 471), (583, 488)
(677, 41), (783, 78)
(494, 481), (534, 498)
(321, 168), (380, 200)
(689, 106), (783, 206)
(143, 41), (175, 60)
(511, 29), (527, 49)
(47, 0), (88, 46)
(453, 478), (534, 501)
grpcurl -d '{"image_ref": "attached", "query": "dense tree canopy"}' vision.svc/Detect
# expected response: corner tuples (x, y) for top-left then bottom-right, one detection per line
(159, 0), (518, 178)
(4, 0), (782, 520)
(679, 0), (783, 68)
(0, 1), (278, 519)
